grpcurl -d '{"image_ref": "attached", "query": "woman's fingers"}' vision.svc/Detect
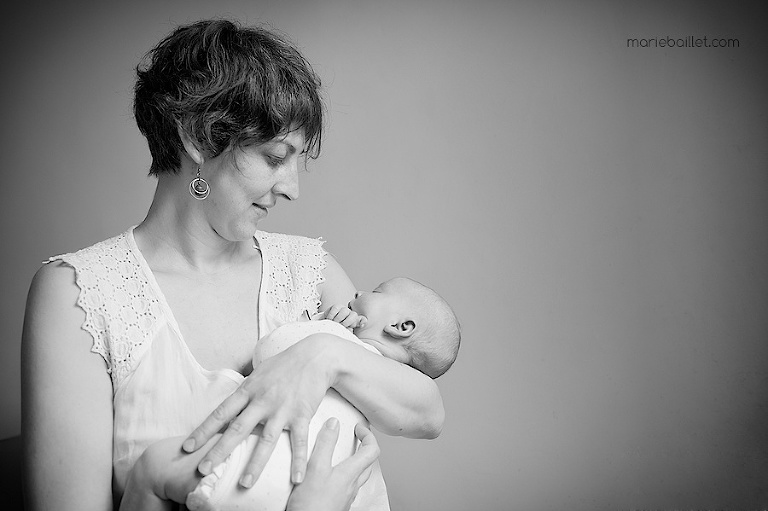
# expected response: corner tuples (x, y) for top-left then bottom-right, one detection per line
(338, 424), (379, 478)
(183, 387), (250, 454)
(356, 464), (374, 489)
(285, 418), (350, 511)
(154, 434), (222, 503)
(195, 400), (265, 475)
(289, 420), (310, 483)
(239, 420), (286, 488)
(307, 417), (339, 472)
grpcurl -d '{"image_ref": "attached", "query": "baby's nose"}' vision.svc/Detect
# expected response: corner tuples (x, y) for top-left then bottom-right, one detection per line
(354, 291), (363, 299)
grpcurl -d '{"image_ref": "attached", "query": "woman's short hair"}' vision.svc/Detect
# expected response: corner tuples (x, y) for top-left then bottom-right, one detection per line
(134, 19), (323, 175)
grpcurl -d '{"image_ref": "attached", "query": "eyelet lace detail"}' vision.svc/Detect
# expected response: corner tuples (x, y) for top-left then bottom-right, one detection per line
(256, 231), (327, 323)
(46, 230), (327, 389)
(46, 232), (161, 389)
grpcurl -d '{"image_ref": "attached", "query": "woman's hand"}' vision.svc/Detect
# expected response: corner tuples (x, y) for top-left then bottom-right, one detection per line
(287, 419), (380, 511)
(182, 337), (334, 488)
(120, 435), (218, 511)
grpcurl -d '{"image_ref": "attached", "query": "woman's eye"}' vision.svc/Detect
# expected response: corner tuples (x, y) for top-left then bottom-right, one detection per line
(266, 155), (285, 167)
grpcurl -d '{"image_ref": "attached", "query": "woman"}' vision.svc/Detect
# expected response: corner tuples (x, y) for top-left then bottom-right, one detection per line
(21, 19), (444, 510)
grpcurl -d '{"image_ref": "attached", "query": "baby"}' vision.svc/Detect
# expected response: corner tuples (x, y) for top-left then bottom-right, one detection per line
(186, 277), (461, 511)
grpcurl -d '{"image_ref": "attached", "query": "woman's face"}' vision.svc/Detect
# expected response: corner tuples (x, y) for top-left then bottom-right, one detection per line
(201, 130), (305, 241)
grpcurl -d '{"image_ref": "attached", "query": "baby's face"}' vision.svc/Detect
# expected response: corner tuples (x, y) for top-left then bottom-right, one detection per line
(348, 279), (407, 324)
(348, 278), (413, 364)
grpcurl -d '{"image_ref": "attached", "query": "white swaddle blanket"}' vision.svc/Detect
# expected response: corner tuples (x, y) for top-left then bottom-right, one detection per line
(186, 320), (385, 511)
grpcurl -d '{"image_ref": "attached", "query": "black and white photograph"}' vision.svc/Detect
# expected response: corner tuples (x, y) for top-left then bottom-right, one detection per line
(1, 1), (766, 509)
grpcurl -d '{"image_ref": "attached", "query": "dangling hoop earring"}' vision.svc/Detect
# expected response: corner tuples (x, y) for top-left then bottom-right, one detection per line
(189, 166), (210, 200)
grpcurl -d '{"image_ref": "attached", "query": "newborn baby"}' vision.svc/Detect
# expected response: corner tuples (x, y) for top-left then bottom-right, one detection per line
(186, 277), (460, 511)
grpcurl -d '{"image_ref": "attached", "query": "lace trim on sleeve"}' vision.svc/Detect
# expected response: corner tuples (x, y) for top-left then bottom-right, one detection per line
(46, 233), (161, 389)
(259, 232), (328, 323)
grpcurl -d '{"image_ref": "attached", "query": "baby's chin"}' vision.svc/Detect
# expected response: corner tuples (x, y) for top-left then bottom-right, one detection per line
(352, 328), (376, 346)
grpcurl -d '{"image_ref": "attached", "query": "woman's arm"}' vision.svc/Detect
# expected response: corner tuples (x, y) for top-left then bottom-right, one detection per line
(21, 262), (114, 511)
(306, 333), (444, 438)
(317, 254), (445, 439)
(316, 254), (358, 310)
(182, 255), (444, 490)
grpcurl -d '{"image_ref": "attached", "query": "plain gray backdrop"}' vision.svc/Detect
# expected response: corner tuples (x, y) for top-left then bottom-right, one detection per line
(1, 0), (767, 509)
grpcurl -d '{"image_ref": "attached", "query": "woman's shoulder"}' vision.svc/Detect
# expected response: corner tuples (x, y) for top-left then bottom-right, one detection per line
(31, 227), (154, 383)
(31, 229), (131, 300)
(28, 259), (79, 309)
(256, 230), (330, 277)
(25, 261), (106, 375)
(255, 229), (329, 269)
(254, 230), (326, 253)
(256, 231), (330, 321)
(45, 229), (132, 267)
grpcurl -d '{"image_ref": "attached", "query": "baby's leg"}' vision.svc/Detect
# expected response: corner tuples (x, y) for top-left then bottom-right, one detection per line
(186, 389), (367, 511)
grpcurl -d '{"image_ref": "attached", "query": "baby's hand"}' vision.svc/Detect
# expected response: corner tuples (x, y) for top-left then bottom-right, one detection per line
(312, 305), (367, 331)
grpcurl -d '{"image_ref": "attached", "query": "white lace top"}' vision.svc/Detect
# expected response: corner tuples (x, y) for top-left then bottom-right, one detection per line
(47, 227), (389, 509)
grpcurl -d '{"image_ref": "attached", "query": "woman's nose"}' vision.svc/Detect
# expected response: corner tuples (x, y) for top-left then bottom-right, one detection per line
(274, 160), (299, 201)
(354, 291), (362, 299)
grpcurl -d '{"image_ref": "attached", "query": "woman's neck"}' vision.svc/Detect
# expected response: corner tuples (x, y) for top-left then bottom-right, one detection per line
(134, 173), (253, 275)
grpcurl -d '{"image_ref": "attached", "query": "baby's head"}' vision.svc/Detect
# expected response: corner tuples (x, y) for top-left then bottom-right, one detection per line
(349, 277), (460, 378)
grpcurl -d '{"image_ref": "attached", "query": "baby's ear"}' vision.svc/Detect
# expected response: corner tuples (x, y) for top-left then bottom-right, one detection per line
(384, 320), (415, 340)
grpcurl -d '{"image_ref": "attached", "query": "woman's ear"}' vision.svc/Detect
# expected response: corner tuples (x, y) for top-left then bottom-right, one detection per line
(384, 320), (415, 340)
(177, 125), (204, 166)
